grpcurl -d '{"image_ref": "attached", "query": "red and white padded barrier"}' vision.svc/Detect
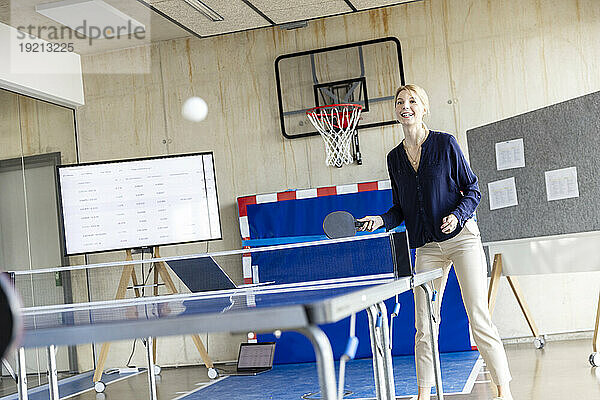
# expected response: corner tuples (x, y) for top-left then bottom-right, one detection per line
(236, 179), (392, 284)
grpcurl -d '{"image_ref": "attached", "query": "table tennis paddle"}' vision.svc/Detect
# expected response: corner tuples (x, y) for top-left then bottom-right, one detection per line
(323, 211), (365, 239)
(0, 272), (21, 360)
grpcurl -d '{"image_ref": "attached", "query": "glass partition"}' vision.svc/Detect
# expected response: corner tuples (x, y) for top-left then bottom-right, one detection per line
(0, 88), (81, 381)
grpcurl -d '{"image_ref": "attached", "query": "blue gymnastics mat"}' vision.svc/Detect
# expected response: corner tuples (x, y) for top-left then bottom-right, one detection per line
(180, 351), (483, 400)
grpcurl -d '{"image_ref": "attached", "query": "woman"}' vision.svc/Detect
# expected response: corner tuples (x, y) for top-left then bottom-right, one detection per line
(358, 84), (514, 400)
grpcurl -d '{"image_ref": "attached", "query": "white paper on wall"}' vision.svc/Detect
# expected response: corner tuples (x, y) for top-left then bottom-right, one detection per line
(545, 166), (579, 201)
(488, 177), (519, 210)
(495, 138), (525, 170)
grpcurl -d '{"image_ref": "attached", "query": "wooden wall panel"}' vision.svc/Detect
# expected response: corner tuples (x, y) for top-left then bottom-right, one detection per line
(78, 45), (166, 162)
(0, 90), (22, 159)
(446, 0), (600, 155)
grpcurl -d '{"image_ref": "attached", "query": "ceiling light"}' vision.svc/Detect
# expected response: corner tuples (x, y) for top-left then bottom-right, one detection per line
(36, 0), (145, 39)
(183, 0), (224, 22)
(279, 21), (308, 30)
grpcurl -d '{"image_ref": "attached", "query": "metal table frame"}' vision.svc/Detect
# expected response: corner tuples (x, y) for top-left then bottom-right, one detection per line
(16, 269), (444, 400)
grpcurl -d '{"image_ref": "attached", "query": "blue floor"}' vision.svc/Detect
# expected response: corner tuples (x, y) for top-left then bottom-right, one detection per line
(184, 351), (481, 400)
(0, 370), (139, 400)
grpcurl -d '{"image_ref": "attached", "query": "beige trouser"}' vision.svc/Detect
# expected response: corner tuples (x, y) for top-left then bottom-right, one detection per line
(414, 219), (512, 387)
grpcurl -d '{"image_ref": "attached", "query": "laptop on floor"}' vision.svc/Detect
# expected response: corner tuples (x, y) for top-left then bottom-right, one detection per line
(228, 342), (276, 376)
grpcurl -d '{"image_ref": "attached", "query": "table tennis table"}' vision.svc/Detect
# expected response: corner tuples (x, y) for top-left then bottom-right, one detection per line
(15, 268), (444, 400)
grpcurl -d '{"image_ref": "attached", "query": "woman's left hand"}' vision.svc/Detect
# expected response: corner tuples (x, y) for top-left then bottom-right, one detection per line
(441, 214), (459, 234)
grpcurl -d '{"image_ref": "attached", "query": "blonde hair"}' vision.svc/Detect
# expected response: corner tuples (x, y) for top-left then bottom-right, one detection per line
(394, 84), (430, 115)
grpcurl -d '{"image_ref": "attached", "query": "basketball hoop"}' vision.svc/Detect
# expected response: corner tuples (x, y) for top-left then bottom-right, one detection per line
(306, 103), (363, 168)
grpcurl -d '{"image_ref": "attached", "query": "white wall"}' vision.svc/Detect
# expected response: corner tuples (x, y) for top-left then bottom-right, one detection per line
(0, 22), (84, 107)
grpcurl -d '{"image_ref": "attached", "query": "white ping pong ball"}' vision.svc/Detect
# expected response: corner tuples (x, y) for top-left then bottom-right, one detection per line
(182, 96), (208, 122)
(274, 330), (282, 339)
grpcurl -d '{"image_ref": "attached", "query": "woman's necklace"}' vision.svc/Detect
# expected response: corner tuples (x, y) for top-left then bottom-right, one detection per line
(405, 146), (421, 166)
(403, 130), (428, 166)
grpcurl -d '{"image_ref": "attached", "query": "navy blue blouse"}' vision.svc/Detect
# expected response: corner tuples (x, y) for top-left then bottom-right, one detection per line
(381, 131), (481, 249)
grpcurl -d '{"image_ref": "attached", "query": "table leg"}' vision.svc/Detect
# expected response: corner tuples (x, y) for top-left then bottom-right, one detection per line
(298, 326), (337, 400)
(367, 305), (383, 399)
(367, 304), (395, 400)
(376, 302), (395, 399)
(16, 347), (28, 400)
(46, 345), (59, 400)
(593, 291), (599, 353)
(145, 337), (158, 400)
(421, 283), (444, 400)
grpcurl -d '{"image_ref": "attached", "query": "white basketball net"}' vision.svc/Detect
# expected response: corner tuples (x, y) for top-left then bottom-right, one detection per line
(306, 104), (363, 168)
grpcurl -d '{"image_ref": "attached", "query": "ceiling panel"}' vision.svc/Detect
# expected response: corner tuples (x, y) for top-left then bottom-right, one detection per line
(0, 0), (423, 55)
(1, 0), (190, 55)
(147, 0), (271, 36)
(251, 0), (350, 25)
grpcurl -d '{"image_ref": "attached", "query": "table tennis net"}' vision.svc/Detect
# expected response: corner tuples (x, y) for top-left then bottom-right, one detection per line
(6, 232), (408, 309)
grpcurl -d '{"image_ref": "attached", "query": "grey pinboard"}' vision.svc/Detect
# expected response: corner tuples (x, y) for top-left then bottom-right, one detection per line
(466, 91), (600, 243)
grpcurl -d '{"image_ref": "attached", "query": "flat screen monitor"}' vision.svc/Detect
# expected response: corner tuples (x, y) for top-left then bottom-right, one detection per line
(57, 152), (221, 255)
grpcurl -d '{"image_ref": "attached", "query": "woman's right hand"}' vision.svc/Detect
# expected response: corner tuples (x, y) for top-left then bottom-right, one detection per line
(356, 215), (384, 232)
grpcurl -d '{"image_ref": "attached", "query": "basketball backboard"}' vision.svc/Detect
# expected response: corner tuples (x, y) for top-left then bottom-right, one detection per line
(275, 37), (405, 139)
